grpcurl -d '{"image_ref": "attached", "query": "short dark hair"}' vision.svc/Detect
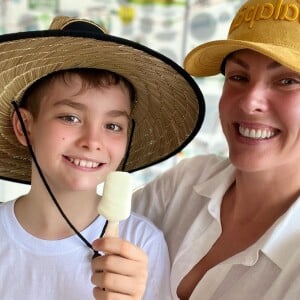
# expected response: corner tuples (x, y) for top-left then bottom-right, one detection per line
(20, 68), (136, 119)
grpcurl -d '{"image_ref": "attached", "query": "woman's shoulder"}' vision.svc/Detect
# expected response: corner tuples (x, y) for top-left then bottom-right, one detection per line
(177, 154), (229, 171)
(159, 154), (232, 184)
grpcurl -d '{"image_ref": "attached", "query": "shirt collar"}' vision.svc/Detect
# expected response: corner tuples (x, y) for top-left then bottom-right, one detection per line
(260, 196), (300, 269)
(192, 159), (300, 270)
(193, 160), (235, 219)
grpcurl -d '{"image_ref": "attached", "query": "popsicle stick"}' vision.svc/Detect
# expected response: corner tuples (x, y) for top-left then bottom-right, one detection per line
(104, 221), (119, 237)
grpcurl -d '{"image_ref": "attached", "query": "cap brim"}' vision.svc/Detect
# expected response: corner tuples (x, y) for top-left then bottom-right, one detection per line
(184, 39), (300, 76)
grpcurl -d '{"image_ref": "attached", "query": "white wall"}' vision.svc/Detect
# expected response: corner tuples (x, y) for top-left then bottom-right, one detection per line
(0, 181), (30, 202)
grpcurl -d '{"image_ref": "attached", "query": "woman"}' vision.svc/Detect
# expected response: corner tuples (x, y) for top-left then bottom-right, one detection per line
(132, 0), (300, 299)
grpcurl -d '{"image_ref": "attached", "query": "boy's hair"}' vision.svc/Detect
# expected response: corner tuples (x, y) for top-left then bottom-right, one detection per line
(20, 68), (136, 119)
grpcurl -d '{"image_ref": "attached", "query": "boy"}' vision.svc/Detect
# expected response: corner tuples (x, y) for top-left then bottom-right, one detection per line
(0, 16), (204, 299)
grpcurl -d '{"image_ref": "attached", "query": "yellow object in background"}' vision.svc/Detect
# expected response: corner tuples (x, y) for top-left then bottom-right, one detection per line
(118, 6), (135, 24)
(129, 0), (183, 4)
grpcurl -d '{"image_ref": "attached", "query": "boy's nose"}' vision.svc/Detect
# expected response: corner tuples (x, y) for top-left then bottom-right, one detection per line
(79, 126), (103, 151)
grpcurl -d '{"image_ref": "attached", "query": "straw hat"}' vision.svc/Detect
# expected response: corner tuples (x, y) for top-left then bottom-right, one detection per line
(0, 16), (205, 184)
(184, 0), (300, 76)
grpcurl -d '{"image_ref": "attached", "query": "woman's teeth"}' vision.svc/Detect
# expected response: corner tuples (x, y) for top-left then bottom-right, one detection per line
(69, 158), (100, 168)
(239, 125), (275, 139)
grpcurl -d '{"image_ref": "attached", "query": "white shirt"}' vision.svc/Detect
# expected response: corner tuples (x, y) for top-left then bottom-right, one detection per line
(0, 199), (171, 300)
(132, 154), (300, 299)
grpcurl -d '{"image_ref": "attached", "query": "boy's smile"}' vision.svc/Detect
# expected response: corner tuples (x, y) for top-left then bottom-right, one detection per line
(65, 156), (102, 169)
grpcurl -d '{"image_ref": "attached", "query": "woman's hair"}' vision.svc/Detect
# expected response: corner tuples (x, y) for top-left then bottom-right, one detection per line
(20, 68), (136, 119)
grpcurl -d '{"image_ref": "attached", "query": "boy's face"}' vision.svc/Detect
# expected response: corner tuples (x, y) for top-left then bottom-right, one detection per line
(25, 74), (131, 192)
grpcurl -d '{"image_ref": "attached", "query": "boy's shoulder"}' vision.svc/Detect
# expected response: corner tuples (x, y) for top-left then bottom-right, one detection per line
(0, 200), (11, 207)
(120, 211), (165, 244)
(125, 211), (163, 233)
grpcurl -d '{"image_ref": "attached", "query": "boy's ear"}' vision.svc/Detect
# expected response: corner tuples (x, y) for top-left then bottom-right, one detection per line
(12, 108), (33, 146)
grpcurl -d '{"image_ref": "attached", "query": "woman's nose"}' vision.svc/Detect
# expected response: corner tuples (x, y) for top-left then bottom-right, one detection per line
(238, 84), (270, 114)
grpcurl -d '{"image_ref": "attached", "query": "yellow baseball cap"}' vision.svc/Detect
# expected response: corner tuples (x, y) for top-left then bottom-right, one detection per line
(184, 0), (300, 76)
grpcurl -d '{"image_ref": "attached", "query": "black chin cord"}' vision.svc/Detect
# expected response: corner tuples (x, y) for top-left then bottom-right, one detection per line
(12, 101), (102, 256)
(12, 101), (135, 258)
(121, 119), (135, 171)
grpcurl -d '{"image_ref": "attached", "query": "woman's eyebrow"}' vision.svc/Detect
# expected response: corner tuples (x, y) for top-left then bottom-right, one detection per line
(227, 56), (281, 70)
(267, 60), (282, 70)
(226, 56), (249, 69)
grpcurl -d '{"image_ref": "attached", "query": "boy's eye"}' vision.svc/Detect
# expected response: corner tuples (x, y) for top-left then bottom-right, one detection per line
(59, 115), (80, 123)
(105, 123), (122, 132)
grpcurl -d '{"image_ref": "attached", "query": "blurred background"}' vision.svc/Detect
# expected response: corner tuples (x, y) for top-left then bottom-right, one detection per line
(0, 0), (243, 200)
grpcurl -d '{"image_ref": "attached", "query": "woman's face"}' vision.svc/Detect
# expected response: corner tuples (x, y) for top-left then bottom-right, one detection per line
(219, 49), (300, 173)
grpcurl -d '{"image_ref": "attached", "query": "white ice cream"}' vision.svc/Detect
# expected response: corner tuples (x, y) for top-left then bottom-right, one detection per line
(98, 171), (132, 223)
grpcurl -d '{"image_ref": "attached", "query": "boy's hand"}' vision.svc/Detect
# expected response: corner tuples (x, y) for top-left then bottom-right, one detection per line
(91, 237), (148, 300)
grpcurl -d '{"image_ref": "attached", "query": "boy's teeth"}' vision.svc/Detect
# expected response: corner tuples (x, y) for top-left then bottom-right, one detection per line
(239, 126), (275, 139)
(69, 158), (99, 168)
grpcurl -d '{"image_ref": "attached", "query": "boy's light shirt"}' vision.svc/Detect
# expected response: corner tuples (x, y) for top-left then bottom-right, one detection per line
(0, 200), (172, 300)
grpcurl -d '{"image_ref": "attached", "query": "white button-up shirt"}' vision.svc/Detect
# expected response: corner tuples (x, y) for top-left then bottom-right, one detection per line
(132, 154), (300, 299)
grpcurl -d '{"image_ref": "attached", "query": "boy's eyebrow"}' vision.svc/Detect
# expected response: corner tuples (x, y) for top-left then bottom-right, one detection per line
(54, 98), (130, 119)
(54, 98), (86, 110)
(107, 110), (130, 120)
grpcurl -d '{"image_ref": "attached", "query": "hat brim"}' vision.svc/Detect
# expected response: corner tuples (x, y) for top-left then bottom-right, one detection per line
(184, 39), (300, 76)
(0, 30), (205, 184)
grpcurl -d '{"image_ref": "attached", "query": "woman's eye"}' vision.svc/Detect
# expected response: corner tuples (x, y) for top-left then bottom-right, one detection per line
(59, 115), (80, 123)
(105, 123), (122, 132)
(228, 74), (247, 82)
(279, 78), (300, 85)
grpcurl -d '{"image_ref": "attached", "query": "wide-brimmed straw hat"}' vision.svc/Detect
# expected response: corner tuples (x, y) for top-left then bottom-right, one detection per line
(184, 0), (300, 76)
(0, 16), (205, 184)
